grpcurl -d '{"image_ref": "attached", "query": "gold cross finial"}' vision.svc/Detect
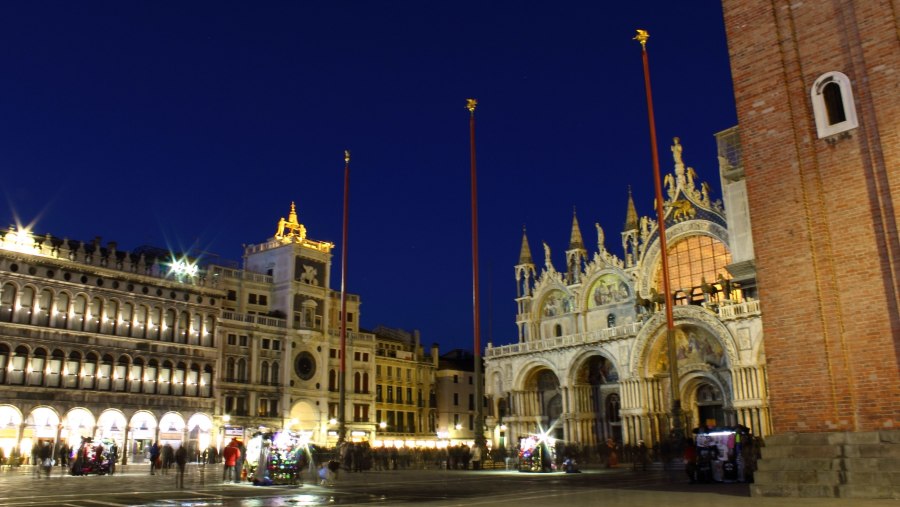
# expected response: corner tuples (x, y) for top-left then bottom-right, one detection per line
(634, 29), (649, 50)
(344, 150), (351, 163)
(466, 98), (477, 114)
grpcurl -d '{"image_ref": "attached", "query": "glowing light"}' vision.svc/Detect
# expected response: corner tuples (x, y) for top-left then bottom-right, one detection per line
(329, 418), (338, 426)
(454, 424), (462, 430)
(0, 226), (40, 255)
(169, 259), (199, 277)
(378, 421), (387, 429)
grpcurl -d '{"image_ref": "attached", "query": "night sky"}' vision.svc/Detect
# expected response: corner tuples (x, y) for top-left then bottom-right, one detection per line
(0, 1), (736, 352)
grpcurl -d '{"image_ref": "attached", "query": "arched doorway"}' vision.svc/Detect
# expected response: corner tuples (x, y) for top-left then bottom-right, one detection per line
(24, 407), (61, 459)
(643, 324), (729, 442)
(521, 368), (562, 439)
(693, 383), (725, 429)
(128, 411), (157, 463)
(288, 401), (320, 444)
(186, 413), (213, 462)
(571, 354), (619, 446)
(0, 405), (23, 458)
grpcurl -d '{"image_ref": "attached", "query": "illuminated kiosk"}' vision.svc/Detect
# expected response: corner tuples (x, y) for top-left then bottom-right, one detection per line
(517, 433), (556, 473)
(245, 429), (310, 485)
(692, 425), (754, 484)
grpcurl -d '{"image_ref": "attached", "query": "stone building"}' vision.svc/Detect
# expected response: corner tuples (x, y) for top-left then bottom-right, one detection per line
(209, 202), (376, 446)
(0, 201), (379, 467)
(436, 349), (484, 445)
(721, 0), (899, 498)
(484, 137), (768, 451)
(0, 229), (219, 464)
(371, 326), (438, 446)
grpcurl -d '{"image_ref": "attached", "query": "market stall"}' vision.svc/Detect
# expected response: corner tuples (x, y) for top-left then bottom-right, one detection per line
(693, 425), (753, 483)
(245, 431), (309, 485)
(517, 434), (555, 473)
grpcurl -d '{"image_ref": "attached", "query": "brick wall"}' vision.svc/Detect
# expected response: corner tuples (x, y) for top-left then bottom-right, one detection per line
(721, 0), (899, 433)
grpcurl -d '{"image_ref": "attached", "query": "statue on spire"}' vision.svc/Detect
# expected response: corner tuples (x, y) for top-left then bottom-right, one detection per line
(275, 201), (307, 242)
(543, 241), (554, 271)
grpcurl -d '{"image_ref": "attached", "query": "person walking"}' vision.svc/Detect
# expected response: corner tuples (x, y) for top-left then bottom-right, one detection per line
(222, 438), (240, 483)
(161, 443), (173, 475)
(606, 438), (618, 468)
(174, 445), (187, 488)
(31, 444), (41, 478)
(108, 443), (118, 476)
(683, 438), (698, 483)
(149, 442), (161, 475)
(634, 440), (650, 471)
(38, 442), (53, 478)
(470, 443), (482, 471)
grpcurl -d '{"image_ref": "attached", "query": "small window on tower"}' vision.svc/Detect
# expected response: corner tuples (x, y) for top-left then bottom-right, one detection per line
(811, 71), (858, 139)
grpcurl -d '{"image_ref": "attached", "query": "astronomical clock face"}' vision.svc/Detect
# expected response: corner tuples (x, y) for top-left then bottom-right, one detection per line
(294, 351), (316, 380)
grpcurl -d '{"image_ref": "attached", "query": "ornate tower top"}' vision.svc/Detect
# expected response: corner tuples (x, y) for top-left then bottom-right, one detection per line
(568, 207), (585, 251)
(624, 186), (640, 231)
(518, 226), (533, 265)
(276, 201), (307, 242)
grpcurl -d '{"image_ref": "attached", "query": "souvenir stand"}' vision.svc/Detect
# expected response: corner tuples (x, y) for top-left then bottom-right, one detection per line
(517, 434), (556, 473)
(70, 437), (112, 476)
(245, 431), (309, 486)
(693, 426), (751, 483)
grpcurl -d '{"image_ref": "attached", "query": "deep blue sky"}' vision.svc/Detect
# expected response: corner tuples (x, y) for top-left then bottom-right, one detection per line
(0, 1), (736, 352)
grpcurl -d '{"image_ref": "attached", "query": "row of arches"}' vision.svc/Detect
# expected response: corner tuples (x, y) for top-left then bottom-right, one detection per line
(0, 282), (215, 347)
(0, 404), (214, 463)
(0, 343), (213, 397)
(489, 317), (768, 450)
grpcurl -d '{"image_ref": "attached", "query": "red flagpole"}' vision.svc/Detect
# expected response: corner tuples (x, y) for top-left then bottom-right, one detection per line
(338, 149), (350, 445)
(467, 98), (485, 447)
(635, 30), (683, 440)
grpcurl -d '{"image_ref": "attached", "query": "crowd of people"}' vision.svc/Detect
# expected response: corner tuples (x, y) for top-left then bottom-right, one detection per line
(1, 432), (763, 487)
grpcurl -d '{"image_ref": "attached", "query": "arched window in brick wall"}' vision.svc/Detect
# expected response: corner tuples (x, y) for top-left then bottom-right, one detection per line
(811, 71), (858, 139)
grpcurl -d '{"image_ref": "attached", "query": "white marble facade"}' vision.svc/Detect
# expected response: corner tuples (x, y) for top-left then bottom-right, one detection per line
(485, 136), (769, 450)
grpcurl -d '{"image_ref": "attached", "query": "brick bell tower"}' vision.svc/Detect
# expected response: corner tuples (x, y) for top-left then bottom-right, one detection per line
(721, 0), (899, 499)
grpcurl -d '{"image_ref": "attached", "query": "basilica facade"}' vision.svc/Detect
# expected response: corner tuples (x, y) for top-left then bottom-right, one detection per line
(485, 133), (768, 450)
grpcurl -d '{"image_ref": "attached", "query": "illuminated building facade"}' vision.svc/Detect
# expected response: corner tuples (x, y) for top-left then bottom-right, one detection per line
(0, 232), (219, 463)
(435, 349), (483, 445)
(370, 326), (438, 447)
(484, 136), (768, 450)
(209, 202), (376, 446)
(0, 201), (379, 464)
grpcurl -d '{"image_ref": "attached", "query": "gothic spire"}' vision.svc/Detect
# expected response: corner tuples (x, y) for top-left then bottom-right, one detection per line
(518, 226), (533, 265)
(568, 207), (585, 251)
(624, 186), (640, 232)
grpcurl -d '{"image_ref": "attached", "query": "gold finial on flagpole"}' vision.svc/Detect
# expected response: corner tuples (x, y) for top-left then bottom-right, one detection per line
(466, 98), (477, 115)
(344, 150), (351, 163)
(634, 29), (649, 50)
